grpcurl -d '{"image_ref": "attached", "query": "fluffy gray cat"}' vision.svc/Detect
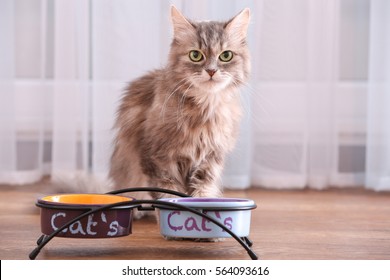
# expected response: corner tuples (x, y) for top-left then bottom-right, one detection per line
(109, 6), (251, 205)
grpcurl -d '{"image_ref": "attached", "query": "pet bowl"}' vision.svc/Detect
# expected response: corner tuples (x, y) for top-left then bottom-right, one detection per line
(157, 197), (256, 238)
(37, 194), (135, 238)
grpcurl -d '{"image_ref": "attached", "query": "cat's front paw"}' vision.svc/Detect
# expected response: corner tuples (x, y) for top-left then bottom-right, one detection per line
(132, 208), (157, 220)
(190, 186), (222, 198)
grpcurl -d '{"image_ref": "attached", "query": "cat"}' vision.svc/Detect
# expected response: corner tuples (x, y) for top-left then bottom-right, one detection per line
(109, 6), (251, 205)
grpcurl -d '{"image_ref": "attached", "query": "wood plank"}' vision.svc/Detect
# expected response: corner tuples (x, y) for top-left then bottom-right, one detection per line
(1, 181), (389, 260)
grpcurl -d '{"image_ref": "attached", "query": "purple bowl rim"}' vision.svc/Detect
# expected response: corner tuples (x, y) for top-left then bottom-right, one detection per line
(157, 197), (256, 210)
(160, 198), (251, 203)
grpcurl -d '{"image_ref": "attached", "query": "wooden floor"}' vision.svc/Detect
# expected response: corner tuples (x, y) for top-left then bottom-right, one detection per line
(1, 180), (390, 260)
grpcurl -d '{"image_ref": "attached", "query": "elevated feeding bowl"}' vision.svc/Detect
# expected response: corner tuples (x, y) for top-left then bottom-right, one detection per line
(37, 194), (135, 238)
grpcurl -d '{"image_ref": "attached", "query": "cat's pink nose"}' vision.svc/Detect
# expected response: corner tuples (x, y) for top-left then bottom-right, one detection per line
(206, 69), (217, 77)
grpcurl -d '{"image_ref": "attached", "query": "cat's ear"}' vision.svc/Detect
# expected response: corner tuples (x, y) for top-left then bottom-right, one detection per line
(225, 8), (251, 42)
(171, 5), (195, 39)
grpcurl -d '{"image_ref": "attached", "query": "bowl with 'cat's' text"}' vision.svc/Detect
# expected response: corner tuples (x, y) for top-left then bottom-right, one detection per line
(156, 197), (256, 238)
(36, 194), (135, 238)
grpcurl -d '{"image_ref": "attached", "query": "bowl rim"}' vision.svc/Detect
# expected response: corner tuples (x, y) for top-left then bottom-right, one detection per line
(37, 193), (136, 210)
(156, 197), (256, 211)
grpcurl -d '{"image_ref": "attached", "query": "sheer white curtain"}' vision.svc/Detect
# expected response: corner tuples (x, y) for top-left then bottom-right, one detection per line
(366, 0), (390, 191)
(250, 0), (341, 189)
(1, 0), (389, 191)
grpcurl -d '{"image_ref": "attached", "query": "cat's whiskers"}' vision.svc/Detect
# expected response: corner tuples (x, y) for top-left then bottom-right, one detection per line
(222, 72), (273, 129)
(176, 81), (194, 129)
(176, 72), (198, 110)
(160, 76), (191, 122)
(222, 72), (242, 88)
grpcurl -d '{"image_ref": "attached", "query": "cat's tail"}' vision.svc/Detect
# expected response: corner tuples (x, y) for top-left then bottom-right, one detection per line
(50, 171), (114, 194)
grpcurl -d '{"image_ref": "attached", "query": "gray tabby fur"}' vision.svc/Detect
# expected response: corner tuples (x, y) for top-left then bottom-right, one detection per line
(109, 6), (251, 207)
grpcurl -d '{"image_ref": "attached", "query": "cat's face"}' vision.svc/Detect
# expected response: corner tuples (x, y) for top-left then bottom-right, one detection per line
(168, 7), (251, 95)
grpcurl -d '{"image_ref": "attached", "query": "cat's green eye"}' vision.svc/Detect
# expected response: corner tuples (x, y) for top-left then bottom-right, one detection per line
(189, 50), (203, 62)
(219, 50), (233, 62)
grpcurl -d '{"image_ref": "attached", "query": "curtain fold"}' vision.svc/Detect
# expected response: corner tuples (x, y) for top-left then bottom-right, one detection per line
(251, 0), (341, 189)
(366, 0), (390, 191)
(51, 0), (90, 180)
(0, 0), (20, 184)
(0, 0), (389, 191)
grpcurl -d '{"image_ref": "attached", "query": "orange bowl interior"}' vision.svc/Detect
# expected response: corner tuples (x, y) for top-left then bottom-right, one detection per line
(41, 194), (133, 205)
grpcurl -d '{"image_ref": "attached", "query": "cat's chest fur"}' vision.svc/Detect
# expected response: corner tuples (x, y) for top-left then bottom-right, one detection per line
(134, 85), (241, 190)
(145, 86), (241, 164)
